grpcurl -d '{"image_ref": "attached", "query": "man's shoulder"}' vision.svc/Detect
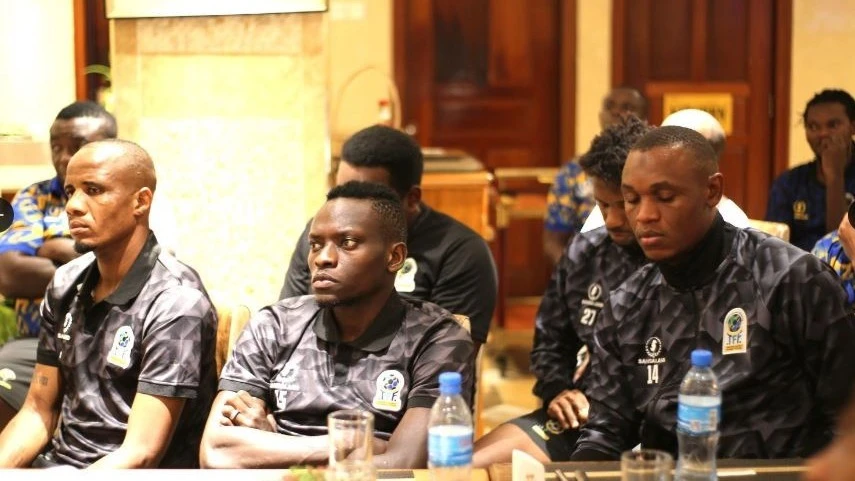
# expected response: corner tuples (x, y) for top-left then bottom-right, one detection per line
(402, 298), (471, 338)
(773, 161), (815, 187)
(415, 206), (487, 249)
(16, 178), (57, 197)
(52, 252), (96, 289)
(265, 295), (319, 324)
(573, 227), (610, 253)
(735, 227), (824, 274)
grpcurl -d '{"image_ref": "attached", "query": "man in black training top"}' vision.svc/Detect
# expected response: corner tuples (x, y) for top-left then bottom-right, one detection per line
(571, 126), (855, 460)
(279, 126), (497, 350)
(474, 117), (650, 466)
(0, 140), (216, 468)
(202, 181), (474, 469)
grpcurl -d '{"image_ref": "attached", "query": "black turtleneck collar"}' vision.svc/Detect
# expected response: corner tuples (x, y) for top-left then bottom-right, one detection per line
(658, 213), (734, 290)
(618, 238), (646, 261)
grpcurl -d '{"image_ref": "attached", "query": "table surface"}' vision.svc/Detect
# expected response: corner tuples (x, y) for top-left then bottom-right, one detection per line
(489, 459), (806, 481)
(0, 468), (490, 481)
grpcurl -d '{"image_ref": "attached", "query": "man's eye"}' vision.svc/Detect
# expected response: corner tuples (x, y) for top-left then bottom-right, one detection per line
(341, 239), (358, 249)
(624, 196), (639, 205)
(86, 187), (101, 195)
(309, 241), (321, 252)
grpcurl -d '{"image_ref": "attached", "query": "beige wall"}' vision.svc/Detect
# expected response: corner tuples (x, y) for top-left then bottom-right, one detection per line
(575, 1), (612, 155)
(329, 0), (393, 152)
(0, 0), (75, 140)
(111, 14), (329, 310)
(789, 0), (855, 167)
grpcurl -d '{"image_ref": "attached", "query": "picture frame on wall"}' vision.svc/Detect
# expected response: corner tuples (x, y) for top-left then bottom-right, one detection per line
(106, 0), (327, 19)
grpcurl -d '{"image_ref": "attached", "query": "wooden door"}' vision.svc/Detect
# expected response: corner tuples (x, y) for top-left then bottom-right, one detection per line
(395, 0), (573, 328)
(613, 0), (791, 218)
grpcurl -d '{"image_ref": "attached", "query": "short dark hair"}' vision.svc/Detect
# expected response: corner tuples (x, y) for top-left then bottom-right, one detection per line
(580, 116), (651, 187)
(631, 125), (718, 175)
(327, 181), (407, 243)
(803, 89), (855, 123)
(55, 101), (118, 138)
(341, 125), (423, 195)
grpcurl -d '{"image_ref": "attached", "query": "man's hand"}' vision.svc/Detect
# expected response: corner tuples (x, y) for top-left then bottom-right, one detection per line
(837, 213), (855, 261)
(547, 389), (590, 429)
(36, 238), (79, 265)
(819, 134), (852, 180)
(220, 390), (275, 432)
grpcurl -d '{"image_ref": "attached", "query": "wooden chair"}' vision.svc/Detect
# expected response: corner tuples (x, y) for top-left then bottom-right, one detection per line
(747, 219), (790, 242)
(215, 304), (252, 376)
(450, 314), (491, 437)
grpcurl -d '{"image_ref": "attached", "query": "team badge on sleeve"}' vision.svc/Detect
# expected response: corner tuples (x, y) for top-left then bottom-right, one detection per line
(107, 326), (135, 369)
(722, 308), (748, 355)
(373, 370), (405, 412)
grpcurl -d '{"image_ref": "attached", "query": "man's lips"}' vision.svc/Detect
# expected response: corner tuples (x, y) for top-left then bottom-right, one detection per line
(311, 273), (337, 288)
(68, 219), (89, 234)
(637, 232), (665, 247)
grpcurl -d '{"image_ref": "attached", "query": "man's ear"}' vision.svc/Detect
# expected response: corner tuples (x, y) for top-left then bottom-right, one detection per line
(134, 188), (153, 217)
(388, 242), (407, 273)
(707, 173), (724, 208)
(404, 186), (422, 212)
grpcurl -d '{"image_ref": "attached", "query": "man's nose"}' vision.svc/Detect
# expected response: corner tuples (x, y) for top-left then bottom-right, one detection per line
(636, 198), (659, 222)
(66, 190), (86, 216)
(313, 243), (337, 267)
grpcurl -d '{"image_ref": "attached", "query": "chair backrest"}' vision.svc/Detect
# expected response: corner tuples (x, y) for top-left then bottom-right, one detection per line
(747, 219), (790, 242)
(215, 304), (252, 376)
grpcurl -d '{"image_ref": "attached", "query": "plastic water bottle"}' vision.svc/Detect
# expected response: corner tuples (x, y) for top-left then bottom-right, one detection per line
(428, 372), (473, 481)
(677, 349), (721, 481)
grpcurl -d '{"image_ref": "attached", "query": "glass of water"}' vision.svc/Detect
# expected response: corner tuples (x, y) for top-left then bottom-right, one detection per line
(621, 449), (673, 481)
(327, 409), (376, 481)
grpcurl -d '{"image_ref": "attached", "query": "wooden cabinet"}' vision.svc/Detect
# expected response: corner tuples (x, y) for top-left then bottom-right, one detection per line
(422, 170), (494, 243)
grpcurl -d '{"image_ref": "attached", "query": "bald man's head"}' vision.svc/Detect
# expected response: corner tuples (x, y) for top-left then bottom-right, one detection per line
(662, 109), (726, 157)
(65, 140), (157, 254)
(74, 139), (157, 192)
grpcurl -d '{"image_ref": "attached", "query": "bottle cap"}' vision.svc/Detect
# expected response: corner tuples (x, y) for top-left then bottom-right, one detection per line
(438, 372), (462, 395)
(691, 349), (713, 368)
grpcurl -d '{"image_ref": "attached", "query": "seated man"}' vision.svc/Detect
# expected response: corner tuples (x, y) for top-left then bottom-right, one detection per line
(473, 117), (650, 466)
(543, 87), (647, 263)
(572, 126), (855, 460)
(201, 181), (474, 469)
(0, 140), (216, 468)
(766, 89), (855, 251)
(581, 108), (749, 232)
(280, 125), (496, 350)
(0, 101), (179, 430)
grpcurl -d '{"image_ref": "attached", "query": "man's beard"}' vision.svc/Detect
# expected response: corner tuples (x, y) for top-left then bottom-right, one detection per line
(73, 242), (94, 254)
(316, 295), (359, 309)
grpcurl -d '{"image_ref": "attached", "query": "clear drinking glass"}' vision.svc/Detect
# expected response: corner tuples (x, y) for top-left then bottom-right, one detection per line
(621, 449), (673, 481)
(327, 409), (376, 481)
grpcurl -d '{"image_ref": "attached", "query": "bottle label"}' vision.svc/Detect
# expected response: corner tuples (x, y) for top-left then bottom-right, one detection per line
(428, 426), (473, 467)
(677, 402), (720, 434)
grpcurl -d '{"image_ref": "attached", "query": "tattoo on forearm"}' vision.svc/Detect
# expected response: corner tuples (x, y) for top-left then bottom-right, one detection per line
(37, 375), (49, 386)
